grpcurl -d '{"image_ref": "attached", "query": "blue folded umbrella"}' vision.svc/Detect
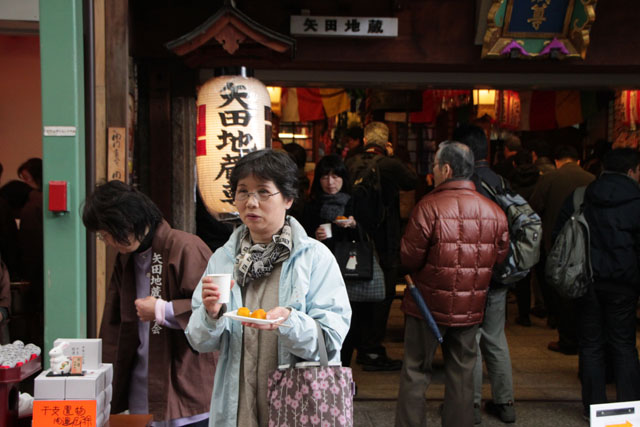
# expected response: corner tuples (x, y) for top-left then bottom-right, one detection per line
(404, 275), (443, 343)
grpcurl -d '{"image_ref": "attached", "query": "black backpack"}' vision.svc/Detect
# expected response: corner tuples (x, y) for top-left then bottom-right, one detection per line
(480, 176), (542, 285)
(347, 153), (387, 235)
(545, 187), (592, 299)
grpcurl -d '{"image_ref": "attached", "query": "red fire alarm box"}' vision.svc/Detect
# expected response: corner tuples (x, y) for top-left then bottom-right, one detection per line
(48, 181), (68, 213)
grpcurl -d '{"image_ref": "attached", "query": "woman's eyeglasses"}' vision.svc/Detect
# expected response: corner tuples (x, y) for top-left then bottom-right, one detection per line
(234, 190), (281, 202)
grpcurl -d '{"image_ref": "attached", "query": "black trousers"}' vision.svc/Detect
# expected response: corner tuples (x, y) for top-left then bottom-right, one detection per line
(536, 250), (556, 318)
(577, 285), (640, 411)
(341, 301), (375, 366)
(364, 263), (397, 354)
(514, 272), (532, 319)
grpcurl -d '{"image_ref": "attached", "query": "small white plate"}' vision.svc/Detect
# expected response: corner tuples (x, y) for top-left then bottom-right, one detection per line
(334, 219), (350, 224)
(223, 310), (286, 326)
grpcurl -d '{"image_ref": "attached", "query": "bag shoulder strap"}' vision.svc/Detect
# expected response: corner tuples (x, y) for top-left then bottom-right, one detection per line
(570, 186), (593, 275)
(315, 321), (329, 366)
(479, 175), (508, 198)
(572, 186), (587, 213)
(479, 178), (495, 197)
(496, 175), (508, 192)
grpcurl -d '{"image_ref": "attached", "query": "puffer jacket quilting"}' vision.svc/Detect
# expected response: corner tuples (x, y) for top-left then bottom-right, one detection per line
(400, 179), (509, 327)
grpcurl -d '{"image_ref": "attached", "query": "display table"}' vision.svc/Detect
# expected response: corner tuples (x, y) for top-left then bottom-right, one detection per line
(0, 356), (41, 427)
(108, 414), (153, 426)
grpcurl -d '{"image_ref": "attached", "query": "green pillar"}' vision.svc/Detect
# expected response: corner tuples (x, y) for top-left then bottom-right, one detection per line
(39, 0), (87, 359)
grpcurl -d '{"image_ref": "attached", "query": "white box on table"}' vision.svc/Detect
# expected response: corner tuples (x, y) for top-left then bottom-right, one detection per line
(103, 384), (112, 405)
(34, 370), (66, 400)
(53, 338), (102, 370)
(102, 363), (113, 386)
(65, 364), (111, 399)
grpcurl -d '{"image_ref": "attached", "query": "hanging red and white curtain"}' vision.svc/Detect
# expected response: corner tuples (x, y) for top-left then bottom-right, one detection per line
(519, 90), (585, 130)
(280, 88), (350, 122)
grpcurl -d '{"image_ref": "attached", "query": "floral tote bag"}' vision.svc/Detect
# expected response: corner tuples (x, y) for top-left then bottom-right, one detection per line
(267, 322), (355, 426)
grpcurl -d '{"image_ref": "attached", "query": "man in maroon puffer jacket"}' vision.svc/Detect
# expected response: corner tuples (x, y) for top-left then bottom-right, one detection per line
(395, 141), (509, 427)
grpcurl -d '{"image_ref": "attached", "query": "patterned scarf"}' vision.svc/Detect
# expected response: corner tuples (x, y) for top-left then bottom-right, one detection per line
(234, 220), (293, 287)
(318, 192), (351, 222)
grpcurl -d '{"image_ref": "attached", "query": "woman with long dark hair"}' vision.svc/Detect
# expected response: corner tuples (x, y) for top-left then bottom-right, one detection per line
(303, 154), (381, 370)
(303, 154), (357, 247)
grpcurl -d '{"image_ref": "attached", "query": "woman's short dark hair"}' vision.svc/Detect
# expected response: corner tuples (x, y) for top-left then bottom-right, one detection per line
(310, 154), (351, 199)
(82, 180), (163, 245)
(229, 149), (299, 201)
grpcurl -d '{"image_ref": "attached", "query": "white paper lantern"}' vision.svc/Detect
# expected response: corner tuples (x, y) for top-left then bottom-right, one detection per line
(196, 72), (272, 220)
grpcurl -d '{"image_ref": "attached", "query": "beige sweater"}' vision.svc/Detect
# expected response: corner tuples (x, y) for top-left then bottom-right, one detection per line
(237, 263), (281, 427)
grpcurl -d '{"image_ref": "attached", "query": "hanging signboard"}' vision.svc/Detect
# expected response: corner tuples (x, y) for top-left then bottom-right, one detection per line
(481, 0), (597, 59)
(290, 16), (398, 37)
(107, 127), (126, 182)
(503, 0), (574, 38)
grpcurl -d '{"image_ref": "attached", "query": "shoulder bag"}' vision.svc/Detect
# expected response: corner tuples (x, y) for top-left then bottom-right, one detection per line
(333, 225), (374, 280)
(267, 321), (355, 426)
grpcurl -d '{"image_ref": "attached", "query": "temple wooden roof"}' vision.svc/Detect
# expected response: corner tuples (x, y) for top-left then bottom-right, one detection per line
(165, 1), (295, 68)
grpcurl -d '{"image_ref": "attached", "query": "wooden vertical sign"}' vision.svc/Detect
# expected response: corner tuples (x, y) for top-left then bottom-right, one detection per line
(107, 127), (126, 182)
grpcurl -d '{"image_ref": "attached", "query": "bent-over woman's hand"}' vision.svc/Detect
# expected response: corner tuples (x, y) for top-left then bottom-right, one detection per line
(134, 296), (157, 322)
(202, 277), (235, 318)
(242, 306), (291, 331)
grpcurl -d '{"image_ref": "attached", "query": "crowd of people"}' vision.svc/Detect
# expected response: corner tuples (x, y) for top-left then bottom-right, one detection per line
(0, 157), (44, 347)
(7, 120), (638, 426)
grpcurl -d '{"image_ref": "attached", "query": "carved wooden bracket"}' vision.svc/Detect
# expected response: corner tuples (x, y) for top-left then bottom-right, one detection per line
(214, 25), (247, 55)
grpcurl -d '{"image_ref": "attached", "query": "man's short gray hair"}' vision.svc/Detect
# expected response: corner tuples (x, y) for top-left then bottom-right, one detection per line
(436, 141), (475, 179)
(364, 122), (389, 147)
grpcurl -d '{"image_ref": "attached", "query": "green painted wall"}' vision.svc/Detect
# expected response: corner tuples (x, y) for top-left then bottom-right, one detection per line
(39, 0), (87, 361)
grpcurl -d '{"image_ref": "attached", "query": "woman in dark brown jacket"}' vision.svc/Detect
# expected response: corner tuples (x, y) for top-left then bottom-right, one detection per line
(83, 181), (216, 425)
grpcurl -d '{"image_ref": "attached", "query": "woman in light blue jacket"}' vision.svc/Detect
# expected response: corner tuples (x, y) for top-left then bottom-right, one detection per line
(185, 149), (352, 427)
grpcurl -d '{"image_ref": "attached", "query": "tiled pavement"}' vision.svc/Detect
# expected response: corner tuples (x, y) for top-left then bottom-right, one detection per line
(349, 293), (640, 426)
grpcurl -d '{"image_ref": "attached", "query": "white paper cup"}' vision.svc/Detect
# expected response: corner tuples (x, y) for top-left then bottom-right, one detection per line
(207, 274), (231, 304)
(320, 223), (332, 239)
